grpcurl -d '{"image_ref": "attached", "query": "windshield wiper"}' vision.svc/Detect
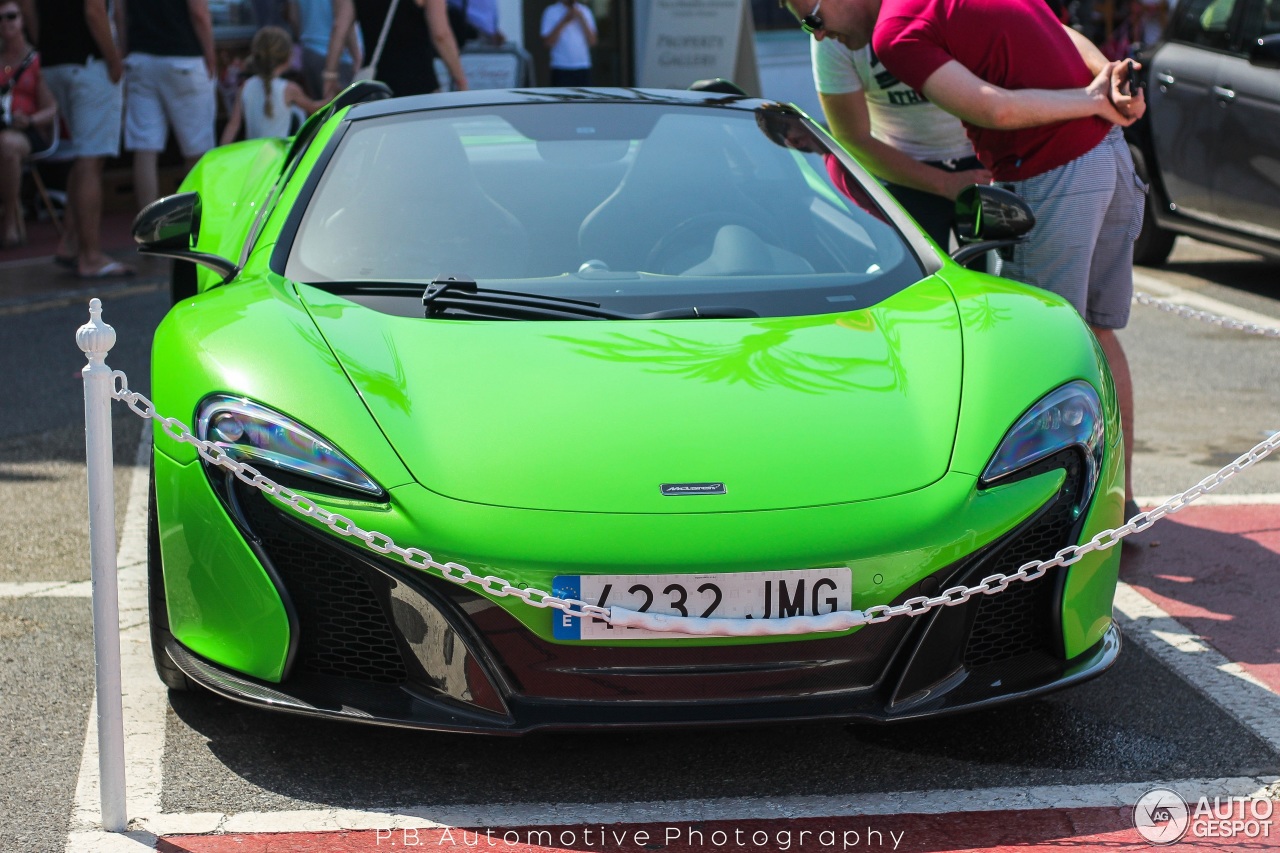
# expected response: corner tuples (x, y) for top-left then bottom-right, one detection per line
(423, 276), (620, 319)
(422, 277), (758, 321)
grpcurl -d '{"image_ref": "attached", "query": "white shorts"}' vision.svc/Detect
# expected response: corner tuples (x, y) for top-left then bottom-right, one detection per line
(42, 58), (123, 159)
(123, 53), (216, 157)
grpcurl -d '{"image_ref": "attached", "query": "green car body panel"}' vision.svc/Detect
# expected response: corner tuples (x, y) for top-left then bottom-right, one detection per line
(155, 451), (292, 680)
(180, 138), (286, 293)
(297, 280), (964, 511)
(180, 107), (346, 294)
(145, 90), (1122, 726)
(152, 267), (1121, 681)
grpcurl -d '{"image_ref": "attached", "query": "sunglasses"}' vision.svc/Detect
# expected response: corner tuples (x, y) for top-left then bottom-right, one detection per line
(0, 11), (19, 20)
(797, 0), (824, 34)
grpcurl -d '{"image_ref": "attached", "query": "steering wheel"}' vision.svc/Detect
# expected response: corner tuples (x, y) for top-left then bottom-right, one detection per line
(643, 211), (773, 274)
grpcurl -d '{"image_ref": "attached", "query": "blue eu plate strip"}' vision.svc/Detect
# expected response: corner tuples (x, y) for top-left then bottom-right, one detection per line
(551, 576), (581, 640)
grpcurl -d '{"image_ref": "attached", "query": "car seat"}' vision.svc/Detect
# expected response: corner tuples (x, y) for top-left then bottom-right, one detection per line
(576, 113), (774, 273)
(313, 118), (529, 281)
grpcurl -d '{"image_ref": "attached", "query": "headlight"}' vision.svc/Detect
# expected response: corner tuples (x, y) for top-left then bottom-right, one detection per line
(196, 395), (383, 497)
(981, 381), (1104, 508)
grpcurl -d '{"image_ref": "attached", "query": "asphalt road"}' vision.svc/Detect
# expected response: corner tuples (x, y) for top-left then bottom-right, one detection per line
(1126, 242), (1280, 497)
(155, 639), (1276, 814)
(0, 238), (1277, 850)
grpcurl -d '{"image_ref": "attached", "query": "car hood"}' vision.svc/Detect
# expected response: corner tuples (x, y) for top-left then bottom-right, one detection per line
(300, 280), (962, 513)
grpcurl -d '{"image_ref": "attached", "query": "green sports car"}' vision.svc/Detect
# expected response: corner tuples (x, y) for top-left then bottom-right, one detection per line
(138, 84), (1123, 733)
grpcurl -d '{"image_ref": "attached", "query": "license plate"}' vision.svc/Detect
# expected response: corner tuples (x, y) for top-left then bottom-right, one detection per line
(552, 568), (852, 640)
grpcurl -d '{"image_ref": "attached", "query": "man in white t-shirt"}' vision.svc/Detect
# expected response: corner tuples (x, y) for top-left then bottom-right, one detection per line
(813, 37), (990, 247)
(541, 0), (596, 86)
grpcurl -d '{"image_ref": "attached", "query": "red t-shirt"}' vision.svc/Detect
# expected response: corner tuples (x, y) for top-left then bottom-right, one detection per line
(873, 0), (1110, 181)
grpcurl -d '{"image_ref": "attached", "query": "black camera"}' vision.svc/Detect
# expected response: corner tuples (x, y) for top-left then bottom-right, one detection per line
(1121, 59), (1147, 96)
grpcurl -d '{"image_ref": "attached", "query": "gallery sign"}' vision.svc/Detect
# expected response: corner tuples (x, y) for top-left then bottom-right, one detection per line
(637, 0), (761, 95)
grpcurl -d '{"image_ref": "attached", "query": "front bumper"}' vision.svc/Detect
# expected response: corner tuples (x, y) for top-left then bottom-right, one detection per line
(167, 626), (1120, 734)
(162, 450), (1122, 734)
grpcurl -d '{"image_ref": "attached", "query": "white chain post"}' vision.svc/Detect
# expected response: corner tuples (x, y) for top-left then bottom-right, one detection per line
(76, 299), (127, 832)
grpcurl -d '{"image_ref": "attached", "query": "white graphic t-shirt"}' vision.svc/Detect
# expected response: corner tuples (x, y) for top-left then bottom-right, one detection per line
(811, 37), (974, 162)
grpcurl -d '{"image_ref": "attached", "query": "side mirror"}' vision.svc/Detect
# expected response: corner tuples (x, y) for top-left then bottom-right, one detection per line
(133, 191), (201, 251)
(954, 184), (1035, 243)
(951, 184), (1035, 266)
(1249, 33), (1280, 69)
(132, 191), (238, 280)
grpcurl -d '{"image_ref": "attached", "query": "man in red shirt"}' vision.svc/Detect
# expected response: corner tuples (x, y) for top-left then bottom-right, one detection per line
(784, 0), (1145, 517)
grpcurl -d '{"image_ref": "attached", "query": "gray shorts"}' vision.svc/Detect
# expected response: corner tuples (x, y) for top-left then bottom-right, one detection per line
(999, 127), (1145, 330)
(42, 58), (123, 159)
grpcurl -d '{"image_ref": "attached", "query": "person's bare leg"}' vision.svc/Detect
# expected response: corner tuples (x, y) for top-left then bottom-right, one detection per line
(0, 130), (30, 244)
(72, 155), (132, 276)
(1093, 326), (1134, 505)
(133, 149), (161, 210)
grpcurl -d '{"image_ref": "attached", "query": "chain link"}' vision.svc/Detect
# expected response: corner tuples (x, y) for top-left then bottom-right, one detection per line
(1134, 291), (1280, 338)
(110, 375), (1280, 636)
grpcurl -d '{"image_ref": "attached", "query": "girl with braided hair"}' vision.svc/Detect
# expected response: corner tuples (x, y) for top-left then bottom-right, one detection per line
(220, 27), (323, 145)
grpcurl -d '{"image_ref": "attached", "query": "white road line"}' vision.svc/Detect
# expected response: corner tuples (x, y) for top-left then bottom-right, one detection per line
(1134, 270), (1280, 327)
(1114, 582), (1280, 753)
(66, 426), (168, 852)
(128, 777), (1280, 836)
(0, 581), (92, 598)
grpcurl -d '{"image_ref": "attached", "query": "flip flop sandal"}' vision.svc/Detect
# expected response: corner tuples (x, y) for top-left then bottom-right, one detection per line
(77, 260), (136, 279)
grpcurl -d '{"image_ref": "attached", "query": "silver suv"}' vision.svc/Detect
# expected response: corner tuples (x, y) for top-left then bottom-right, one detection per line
(1126, 0), (1280, 264)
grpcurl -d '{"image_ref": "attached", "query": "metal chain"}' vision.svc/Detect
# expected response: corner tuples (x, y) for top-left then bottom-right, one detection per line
(110, 372), (609, 623)
(110, 370), (1280, 636)
(1134, 291), (1280, 338)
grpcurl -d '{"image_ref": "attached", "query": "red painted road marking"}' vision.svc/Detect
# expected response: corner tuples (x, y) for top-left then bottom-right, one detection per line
(155, 807), (1280, 852)
(1122, 504), (1280, 693)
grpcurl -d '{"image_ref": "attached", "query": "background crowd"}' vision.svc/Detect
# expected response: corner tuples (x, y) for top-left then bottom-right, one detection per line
(0, 0), (596, 278)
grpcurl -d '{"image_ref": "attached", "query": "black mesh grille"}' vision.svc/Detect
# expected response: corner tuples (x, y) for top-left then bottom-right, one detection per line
(963, 453), (1084, 669)
(235, 484), (408, 684)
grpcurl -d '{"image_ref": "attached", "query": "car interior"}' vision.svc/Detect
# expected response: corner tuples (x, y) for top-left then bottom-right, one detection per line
(286, 105), (916, 316)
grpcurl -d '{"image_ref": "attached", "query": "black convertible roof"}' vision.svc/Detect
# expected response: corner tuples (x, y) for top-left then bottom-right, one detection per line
(346, 87), (783, 121)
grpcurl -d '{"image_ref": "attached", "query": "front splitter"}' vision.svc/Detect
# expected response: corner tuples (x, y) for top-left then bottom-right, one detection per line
(165, 624), (1120, 735)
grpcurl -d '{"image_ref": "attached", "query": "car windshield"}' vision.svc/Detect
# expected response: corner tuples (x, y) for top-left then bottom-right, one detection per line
(285, 101), (926, 318)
